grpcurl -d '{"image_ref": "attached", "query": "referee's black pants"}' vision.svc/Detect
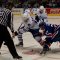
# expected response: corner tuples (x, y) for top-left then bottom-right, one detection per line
(0, 24), (19, 58)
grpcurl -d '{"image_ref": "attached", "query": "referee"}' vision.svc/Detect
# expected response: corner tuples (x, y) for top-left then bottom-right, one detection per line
(0, 1), (22, 60)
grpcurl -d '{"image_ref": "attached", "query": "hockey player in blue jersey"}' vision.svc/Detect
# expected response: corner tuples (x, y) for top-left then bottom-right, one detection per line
(39, 22), (60, 54)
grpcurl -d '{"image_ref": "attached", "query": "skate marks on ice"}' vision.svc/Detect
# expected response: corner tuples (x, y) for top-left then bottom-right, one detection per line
(1, 46), (60, 60)
(33, 48), (60, 60)
(21, 45), (60, 55)
(20, 46), (60, 60)
(17, 45), (42, 55)
(33, 50), (60, 60)
(16, 44), (60, 60)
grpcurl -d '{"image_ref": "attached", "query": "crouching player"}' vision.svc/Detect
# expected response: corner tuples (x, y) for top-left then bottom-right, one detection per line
(14, 9), (41, 47)
(39, 22), (60, 54)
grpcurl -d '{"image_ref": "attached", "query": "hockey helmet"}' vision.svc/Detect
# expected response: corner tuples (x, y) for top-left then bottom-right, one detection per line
(22, 13), (29, 22)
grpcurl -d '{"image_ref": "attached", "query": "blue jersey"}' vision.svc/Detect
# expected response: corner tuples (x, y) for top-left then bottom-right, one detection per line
(44, 24), (60, 42)
(44, 24), (56, 35)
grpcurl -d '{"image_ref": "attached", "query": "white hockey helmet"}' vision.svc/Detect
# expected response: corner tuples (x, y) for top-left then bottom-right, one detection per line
(22, 13), (29, 22)
(25, 9), (30, 14)
(39, 6), (45, 12)
(39, 6), (44, 10)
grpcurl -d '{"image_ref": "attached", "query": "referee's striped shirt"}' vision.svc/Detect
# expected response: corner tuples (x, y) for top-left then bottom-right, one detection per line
(0, 7), (14, 32)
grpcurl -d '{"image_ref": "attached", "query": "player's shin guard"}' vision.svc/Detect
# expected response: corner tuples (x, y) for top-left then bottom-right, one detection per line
(16, 33), (23, 46)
